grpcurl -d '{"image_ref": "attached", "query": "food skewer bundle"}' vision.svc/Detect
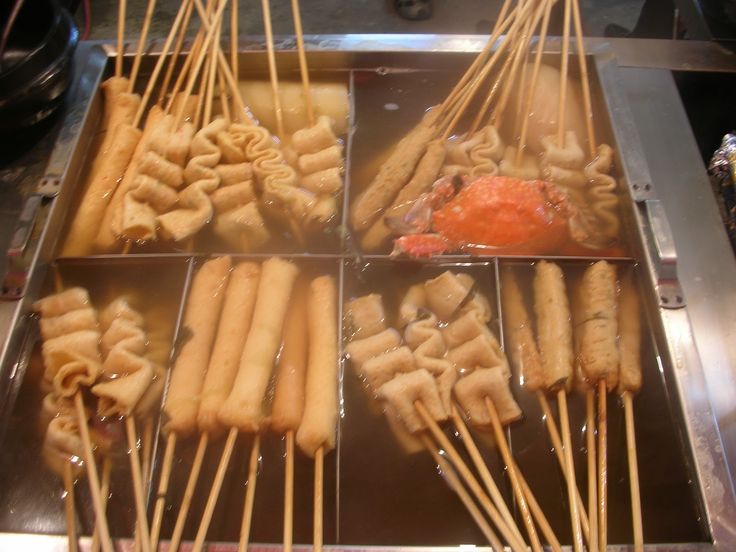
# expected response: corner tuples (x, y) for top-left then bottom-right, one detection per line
(345, 269), (562, 552)
(351, 0), (623, 258)
(59, 0), (348, 259)
(502, 259), (644, 551)
(33, 285), (166, 552)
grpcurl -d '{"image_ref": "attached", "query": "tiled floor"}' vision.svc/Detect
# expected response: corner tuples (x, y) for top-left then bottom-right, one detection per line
(84, 0), (643, 41)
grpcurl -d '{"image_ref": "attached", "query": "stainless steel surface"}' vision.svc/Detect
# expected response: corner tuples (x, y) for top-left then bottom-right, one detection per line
(644, 199), (685, 308)
(0, 35), (734, 550)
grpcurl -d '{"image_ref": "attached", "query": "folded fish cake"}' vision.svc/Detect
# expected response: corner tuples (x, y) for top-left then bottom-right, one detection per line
(454, 367), (523, 427)
(378, 368), (448, 433)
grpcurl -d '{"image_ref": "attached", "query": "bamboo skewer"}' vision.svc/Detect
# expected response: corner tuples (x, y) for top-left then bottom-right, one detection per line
(511, 461), (562, 552)
(536, 392), (591, 544)
(149, 433), (177, 551)
(192, 428), (239, 551)
(598, 379), (608, 552)
(141, 418), (154, 493)
(238, 435), (262, 552)
(91, 457), (112, 552)
(284, 430), (295, 552)
(516, 0), (553, 164)
(125, 417), (152, 552)
(260, 0), (285, 138)
(419, 434), (503, 550)
(290, 0), (314, 126)
(169, 432), (209, 552)
(128, 0), (157, 93)
(467, 51), (514, 136)
(556, 0), (572, 147)
(449, 406), (525, 547)
(133, 0), (193, 128)
(74, 393), (113, 552)
(570, 0), (596, 157)
(624, 392), (643, 552)
(414, 401), (527, 552)
(586, 389), (599, 551)
(231, 0), (238, 82)
(314, 446), (325, 552)
(62, 462), (78, 552)
(203, 16), (221, 127)
(484, 398), (542, 552)
(218, 68), (232, 121)
(558, 389), (584, 552)
(116, 0), (126, 78)
(157, 0), (195, 105)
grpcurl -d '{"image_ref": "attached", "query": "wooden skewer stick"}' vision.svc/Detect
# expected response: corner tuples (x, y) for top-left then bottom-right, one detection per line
(133, 0), (193, 128)
(570, 0), (596, 157)
(437, 0), (517, 120)
(624, 392), (644, 552)
(169, 432), (210, 552)
(149, 433), (177, 551)
(439, 0), (535, 141)
(231, 0), (238, 82)
(116, 0), (126, 78)
(467, 51), (514, 136)
(91, 457), (112, 552)
(73, 393), (113, 552)
(125, 418), (152, 552)
(598, 379), (608, 552)
(62, 461), (78, 552)
(173, 0), (229, 128)
(484, 397), (543, 552)
(218, 66), (232, 122)
(314, 446), (324, 552)
(193, 48), (212, 130)
(192, 0), (254, 124)
(511, 460), (563, 552)
(414, 401), (527, 552)
(157, 0), (195, 105)
(238, 434), (262, 552)
(449, 406), (525, 546)
(203, 15), (221, 127)
(284, 430), (295, 552)
(515, 0), (553, 165)
(585, 388), (599, 552)
(128, 0), (158, 93)
(141, 418), (154, 493)
(536, 392), (591, 543)
(557, 389), (584, 552)
(290, 0), (314, 126)
(419, 434), (503, 550)
(192, 428), (239, 551)
(556, 0), (573, 147)
(260, 0), (285, 138)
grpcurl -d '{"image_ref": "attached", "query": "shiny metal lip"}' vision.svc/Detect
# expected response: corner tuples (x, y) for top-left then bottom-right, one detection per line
(0, 36), (734, 550)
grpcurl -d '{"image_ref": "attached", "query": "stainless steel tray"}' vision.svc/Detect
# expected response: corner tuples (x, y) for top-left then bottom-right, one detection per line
(0, 36), (734, 551)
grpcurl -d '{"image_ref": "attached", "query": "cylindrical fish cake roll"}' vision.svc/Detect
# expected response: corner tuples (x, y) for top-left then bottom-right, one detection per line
(425, 271), (472, 320)
(61, 123), (143, 257)
(454, 367), (523, 427)
(297, 275), (339, 457)
(617, 273), (641, 395)
(271, 280), (309, 435)
(533, 261), (574, 391)
(163, 256), (232, 437)
(350, 108), (439, 231)
(345, 328), (402, 367)
(344, 294), (386, 340)
(501, 270), (544, 392)
(578, 260), (620, 390)
(218, 258), (300, 432)
(198, 263), (261, 435)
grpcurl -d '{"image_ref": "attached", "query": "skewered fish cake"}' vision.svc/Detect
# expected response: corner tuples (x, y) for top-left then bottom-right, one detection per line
(617, 273), (642, 395)
(361, 346), (417, 389)
(378, 368), (448, 433)
(424, 270), (473, 321)
(344, 293), (386, 340)
(454, 367), (522, 427)
(345, 328), (402, 367)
